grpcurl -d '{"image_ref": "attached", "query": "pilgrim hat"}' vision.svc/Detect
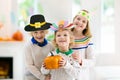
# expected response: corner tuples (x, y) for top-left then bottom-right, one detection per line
(24, 14), (52, 31)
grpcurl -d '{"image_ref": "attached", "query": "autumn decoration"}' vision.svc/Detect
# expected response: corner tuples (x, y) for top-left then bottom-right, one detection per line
(12, 30), (23, 41)
(44, 52), (62, 69)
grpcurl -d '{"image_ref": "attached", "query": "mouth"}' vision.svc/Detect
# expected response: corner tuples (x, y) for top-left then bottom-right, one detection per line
(37, 37), (43, 39)
(35, 37), (44, 40)
(58, 40), (67, 44)
(59, 41), (66, 42)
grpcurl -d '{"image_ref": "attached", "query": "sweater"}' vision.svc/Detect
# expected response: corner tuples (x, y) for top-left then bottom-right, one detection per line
(24, 40), (54, 80)
(72, 36), (95, 80)
(41, 50), (81, 80)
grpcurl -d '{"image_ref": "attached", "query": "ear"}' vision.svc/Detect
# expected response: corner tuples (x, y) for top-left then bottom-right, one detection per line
(30, 32), (33, 36)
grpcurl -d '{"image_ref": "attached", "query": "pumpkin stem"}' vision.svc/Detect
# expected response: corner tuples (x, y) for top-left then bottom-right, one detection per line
(50, 51), (54, 56)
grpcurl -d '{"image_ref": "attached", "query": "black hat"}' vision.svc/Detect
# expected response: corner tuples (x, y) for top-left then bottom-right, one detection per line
(24, 14), (52, 31)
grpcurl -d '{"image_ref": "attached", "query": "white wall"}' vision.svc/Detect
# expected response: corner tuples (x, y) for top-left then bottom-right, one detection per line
(0, 0), (12, 37)
(0, 0), (18, 38)
(38, 0), (72, 23)
(115, 0), (120, 54)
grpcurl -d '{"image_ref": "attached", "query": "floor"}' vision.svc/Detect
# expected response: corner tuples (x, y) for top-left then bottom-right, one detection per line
(95, 66), (120, 80)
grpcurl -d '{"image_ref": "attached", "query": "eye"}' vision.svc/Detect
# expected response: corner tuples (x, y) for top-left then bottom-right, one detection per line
(64, 34), (67, 37)
(34, 31), (38, 34)
(82, 19), (87, 23)
(40, 31), (45, 33)
(77, 17), (81, 21)
(56, 34), (61, 37)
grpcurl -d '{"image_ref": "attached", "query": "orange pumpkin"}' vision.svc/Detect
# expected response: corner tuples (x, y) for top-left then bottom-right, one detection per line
(12, 30), (23, 41)
(0, 37), (3, 41)
(44, 54), (62, 69)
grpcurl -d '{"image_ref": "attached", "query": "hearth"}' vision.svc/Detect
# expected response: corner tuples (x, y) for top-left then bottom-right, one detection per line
(0, 57), (13, 79)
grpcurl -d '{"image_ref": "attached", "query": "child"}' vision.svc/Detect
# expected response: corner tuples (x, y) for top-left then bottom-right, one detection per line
(71, 10), (95, 80)
(41, 23), (81, 80)
(24, 14), (54, 80)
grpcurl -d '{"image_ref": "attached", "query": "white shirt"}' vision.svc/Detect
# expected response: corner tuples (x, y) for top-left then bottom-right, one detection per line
(41, 50), (81, 80)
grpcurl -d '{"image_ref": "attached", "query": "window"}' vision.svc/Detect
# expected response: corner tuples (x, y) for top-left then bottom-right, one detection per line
(17, 0), (43, 29)
(101, 0), (115, 53)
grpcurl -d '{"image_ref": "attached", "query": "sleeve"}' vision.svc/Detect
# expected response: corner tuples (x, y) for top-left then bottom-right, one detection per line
(41, 64), (50, 75)
(63, 59), (81, 78)
(82, 40), (95, 68)
(24, 44), (45, 80)
(40, 50), (57, 75)
(40, 51), (52, 75)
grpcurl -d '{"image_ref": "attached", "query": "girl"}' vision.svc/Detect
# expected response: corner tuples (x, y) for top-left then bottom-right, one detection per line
(41, 23), (81, 80)
(71, 10), (95, 80)
(24, 14), (54, 80)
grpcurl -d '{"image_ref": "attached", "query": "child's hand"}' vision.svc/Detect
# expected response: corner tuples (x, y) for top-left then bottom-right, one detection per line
(59, 57), (66, 67)
(45, 74), (51, 80)
(72, 51), (82, 65)
(43, 63), (48, 69)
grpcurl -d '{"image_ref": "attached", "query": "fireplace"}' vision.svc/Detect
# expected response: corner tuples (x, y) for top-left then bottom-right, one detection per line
(0, 42), (24, 80)
(0, 57), (13, 79)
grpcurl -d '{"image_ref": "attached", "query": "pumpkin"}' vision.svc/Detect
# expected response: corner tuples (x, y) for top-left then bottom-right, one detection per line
(0, 37), (3, 41)
(44, 52), (62, 69)
(12, 30), (23, 41)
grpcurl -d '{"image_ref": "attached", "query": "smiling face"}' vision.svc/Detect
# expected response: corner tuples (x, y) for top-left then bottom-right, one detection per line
(73, 15), (88, 32)
(55, 30), (71, 48)
(31, 30), (48, 43)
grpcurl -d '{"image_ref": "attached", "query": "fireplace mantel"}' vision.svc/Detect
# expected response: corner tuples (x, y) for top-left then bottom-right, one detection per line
(0, 41), (24, 48)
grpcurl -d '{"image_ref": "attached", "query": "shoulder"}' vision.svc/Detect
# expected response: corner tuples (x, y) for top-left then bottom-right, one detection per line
(74, 36), (92, 45)
(47, 41), (53, 46)
(24, 40), (33, 48)
(47, 41), (55, 50)
(88, 37), (93, 46)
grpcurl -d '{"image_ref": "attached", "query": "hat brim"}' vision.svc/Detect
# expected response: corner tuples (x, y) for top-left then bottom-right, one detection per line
(24, 22), (52, 31)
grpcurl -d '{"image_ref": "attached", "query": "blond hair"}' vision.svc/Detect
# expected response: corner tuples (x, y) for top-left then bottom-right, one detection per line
(52, 29), (74, 48)
(72, 9), (92, 38)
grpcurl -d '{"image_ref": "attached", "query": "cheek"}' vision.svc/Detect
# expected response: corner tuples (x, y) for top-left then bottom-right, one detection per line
(73, 20), (77, 24)
(83, 24), (87, 28)
(55, 38), (59, 44)
(38, 33), (46, 37)
(66, 37), (70, 43)
(42, 34), (46, 37)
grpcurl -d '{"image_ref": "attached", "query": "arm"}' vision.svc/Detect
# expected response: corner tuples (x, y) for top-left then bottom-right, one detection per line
(24, 45), (45, 80)
(40, 51), (53, 75)
(41, 63), (50, 75)
(59, 56), (81, 78)
(64, 60), (81, 78)
(82, 44), (95, 68)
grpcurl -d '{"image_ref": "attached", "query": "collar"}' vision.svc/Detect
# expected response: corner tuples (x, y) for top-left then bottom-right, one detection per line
(56, 48), (73, 55)
(31, 37), (48, 47)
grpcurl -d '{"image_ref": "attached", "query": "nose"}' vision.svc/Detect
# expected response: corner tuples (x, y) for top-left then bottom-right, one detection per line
(59, 35), (65, 39)
(79, 20), (83, 24)
(36, 33), (42, 37)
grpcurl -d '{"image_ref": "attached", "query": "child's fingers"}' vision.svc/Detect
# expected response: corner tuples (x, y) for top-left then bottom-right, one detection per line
(59, 58), (66, 67)
(43, 63), (48, 69)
